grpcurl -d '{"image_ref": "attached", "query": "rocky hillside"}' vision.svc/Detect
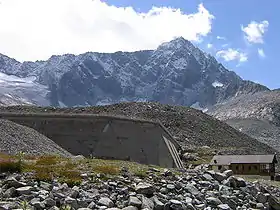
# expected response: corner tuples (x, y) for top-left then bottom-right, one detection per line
(0, 119), (72, 157)
(0, 37), (268, 107)
(0, 102), (276, 156)
(207, 90), (280, 151)
(208, 90), (280, 125)
(225, 118), (280, 152)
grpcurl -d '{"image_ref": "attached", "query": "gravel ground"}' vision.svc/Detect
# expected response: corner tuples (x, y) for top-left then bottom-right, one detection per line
(0, 119), (72, 157)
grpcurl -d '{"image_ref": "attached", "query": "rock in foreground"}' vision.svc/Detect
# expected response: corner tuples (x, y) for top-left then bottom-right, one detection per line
(0, 168), (280, 209)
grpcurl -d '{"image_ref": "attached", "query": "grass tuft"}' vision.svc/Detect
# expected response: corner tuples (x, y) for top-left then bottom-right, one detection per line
(134, 169), (148, 178)
(36, 155), (59, 165)
(92, 165), (120, 175)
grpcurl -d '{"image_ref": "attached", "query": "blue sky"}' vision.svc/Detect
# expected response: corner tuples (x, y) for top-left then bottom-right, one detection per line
(104, 0), (278, 89)
(0, 0), (278, 89)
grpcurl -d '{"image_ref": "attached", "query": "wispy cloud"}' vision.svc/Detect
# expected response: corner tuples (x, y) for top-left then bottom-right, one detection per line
(217, 36), (226, 40)
(241, 20), (269, 44)
(207, 43), (213, 49)
(216, 48), (248, 63)
(0, 0), (214, 61)
(258, 48), (266, 58)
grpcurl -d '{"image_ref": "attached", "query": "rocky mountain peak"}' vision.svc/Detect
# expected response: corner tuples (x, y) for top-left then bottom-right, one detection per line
(0, 37), (271, 108)
(158, 36), (193, 50)
(0, 53), (21, 75)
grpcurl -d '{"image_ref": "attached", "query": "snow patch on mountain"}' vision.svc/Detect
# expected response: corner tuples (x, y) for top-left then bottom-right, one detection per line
(0, 73), (39, 88)
(96, 98), (114, 106)
(0, 72), (50, 106)
(212, 81), (224, 88)
(202, 108), (208, 113)
(191, 101), (204, 110)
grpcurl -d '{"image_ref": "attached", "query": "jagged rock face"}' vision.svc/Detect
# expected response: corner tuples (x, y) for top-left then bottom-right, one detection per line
(208, 90), (280, 126)
(0, 38), (269, 107)
(207, 90), (280, 151)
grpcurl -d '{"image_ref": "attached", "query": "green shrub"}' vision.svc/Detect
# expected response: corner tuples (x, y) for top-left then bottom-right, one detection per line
(20, 200), (31, 210)
(59, 169), (80, 178)
(57, 168), (82, 187)
(134, 169), (148, 178)
(63, 161), (77, 169)
(34, 172), (53, 182)
(60, 205), (71, 210)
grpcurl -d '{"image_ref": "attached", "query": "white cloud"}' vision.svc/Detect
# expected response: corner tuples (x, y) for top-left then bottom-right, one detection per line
(258, 48), (265, 58)
(217, 36), (226, 40)
(241, 20), (269, 44)
(207, 43), (213, 49)
(222, 43), (229, 48)
(216, 48), (248, 62)
(0, 0), (214, 61)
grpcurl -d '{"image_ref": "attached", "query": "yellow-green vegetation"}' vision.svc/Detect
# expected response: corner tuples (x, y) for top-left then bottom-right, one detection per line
(134, 168), (149, 178)
(0, 152), (24, 173)
(187, 146), (215, 166)
(0, 152), (165, 185)
(92, 164), (120, 175)
(35, 155), (59, 165)
(83, 158), (162, 176)
(187, 146), (239, 166)
(22, 155), (82, 186)
(20, 200), (31, 210)
(59, 205), (72, 210)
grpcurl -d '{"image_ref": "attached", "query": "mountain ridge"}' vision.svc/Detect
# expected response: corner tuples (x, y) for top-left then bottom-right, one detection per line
(0, 37), (269, 108)
(207, 90), (280, 151)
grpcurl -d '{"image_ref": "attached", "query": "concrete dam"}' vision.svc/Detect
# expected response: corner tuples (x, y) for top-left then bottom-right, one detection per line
(0, 113), (184, 168)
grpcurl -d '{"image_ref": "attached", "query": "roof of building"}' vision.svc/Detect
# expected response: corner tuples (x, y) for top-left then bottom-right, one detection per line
(210, 154), (277, 165)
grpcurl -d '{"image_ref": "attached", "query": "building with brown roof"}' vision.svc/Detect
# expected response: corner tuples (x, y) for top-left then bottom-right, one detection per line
(210, 154), (277, 180)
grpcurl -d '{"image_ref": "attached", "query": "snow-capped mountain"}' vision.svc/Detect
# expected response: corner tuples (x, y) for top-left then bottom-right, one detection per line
(0, 37), (269, 107)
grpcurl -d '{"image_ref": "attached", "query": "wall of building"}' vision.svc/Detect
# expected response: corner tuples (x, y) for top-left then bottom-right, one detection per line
(211, 163), (274, 179)
(230, 163), (261, 175)
(242, 175), (271, 180)
(0, 113), (183, 168)
(93, 120), (160, 166)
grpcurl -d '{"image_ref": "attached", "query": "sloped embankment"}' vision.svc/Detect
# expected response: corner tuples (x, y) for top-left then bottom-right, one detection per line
(0, 102), (276, 155)
(0, 119), (72, 157)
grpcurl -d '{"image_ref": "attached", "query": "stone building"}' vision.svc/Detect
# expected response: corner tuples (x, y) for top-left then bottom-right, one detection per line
(210, 154), (277, 180)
